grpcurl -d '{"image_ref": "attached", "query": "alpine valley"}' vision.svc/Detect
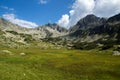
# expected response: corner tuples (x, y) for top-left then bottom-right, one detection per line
(0, 13), (120, 80)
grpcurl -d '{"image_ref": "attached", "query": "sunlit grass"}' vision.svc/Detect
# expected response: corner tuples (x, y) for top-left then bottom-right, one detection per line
(0, 48), (120, 80)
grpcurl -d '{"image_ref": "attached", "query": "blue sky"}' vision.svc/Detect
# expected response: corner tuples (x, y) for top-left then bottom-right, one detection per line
(0, 0), (73, 25)
(0, 0), (120, 28)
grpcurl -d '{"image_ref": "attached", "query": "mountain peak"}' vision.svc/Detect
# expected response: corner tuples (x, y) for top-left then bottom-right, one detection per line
(80, 14), (102, 24)
(69, 14), (106, 33)
(107, 13), (120, 22)
(85, 14), (97, 18)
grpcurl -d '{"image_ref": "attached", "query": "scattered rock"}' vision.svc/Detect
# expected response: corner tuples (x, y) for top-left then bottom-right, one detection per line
(20, 53), (26, 56)
(112, 51), (120, 56)
(0, 50), (13, 55)
(117, 45), (120, 49)
(97, 43), (104, 47)
(118, 45), (120, 47)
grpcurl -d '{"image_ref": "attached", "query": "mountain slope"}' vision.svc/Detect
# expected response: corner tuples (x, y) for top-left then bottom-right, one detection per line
(68, 14), (106, 37)
(107, 13), (120, 23)
(68, 13), (120, 49)
(0, 18), (67, 48)
(1, 13), (120, 49)
(0, 18), (29, 32)
(35, 23), (68, 38)
(69, 14), (106, 33)
(0, 18), (68, 39)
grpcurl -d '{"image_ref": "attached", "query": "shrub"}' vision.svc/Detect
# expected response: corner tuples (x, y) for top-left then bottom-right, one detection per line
(74, 42), (97, 50)
(6, 30), (18, 35)
(101, 44), (113, 50)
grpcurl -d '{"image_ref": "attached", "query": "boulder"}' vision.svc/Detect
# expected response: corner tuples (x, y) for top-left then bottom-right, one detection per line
(112, 51), (120, 56)
(0, 50), (13, 55)
(20, 53), (26, 56)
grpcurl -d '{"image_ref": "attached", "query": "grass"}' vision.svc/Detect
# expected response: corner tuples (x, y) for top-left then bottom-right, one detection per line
(0, 48), (120, 80)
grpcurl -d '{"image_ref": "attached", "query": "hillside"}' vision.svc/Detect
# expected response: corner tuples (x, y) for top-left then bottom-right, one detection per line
(0, 18), (68, 49)
(0, 13), (120, 50)
(68, 13), (120, 50)
(69, 14), (106, 33)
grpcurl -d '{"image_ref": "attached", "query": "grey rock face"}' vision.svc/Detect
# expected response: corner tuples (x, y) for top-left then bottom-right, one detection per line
(69, 14), (106, 33)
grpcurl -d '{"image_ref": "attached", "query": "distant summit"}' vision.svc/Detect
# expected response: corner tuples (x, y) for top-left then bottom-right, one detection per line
(69, 14), (106, 33)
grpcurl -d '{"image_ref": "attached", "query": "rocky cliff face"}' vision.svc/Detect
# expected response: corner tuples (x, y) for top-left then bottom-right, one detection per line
(35, 23), (68, 38)
(68, 13), (120, 41)
(69, 14), (106, 33)
(68, 13), (120, 49)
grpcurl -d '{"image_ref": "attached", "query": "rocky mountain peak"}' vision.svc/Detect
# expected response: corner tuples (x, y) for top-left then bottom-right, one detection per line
(42, 23), (68, 33)
(69, 14), (106, 33)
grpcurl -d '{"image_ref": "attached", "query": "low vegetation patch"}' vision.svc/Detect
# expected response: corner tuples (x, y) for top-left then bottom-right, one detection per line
(0, 49), (119, 80)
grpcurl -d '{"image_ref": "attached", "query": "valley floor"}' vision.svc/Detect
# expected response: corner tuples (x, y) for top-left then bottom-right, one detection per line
(0, 49), (120, 80)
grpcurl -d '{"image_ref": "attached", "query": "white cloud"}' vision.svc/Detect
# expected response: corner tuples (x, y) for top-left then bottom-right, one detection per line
(57, 0), (120, 28)
(57, 0), (95, 28)
(57, 14), (69, 28)
(68, 0), (95, 28)
(2, 14), (38, 28)
(39, 0), (48, 4)
(0, 6), (14, 11)
(94, 0), (120, 17)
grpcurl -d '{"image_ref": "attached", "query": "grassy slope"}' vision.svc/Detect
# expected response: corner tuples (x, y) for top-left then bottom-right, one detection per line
(0, 49), (120, 80)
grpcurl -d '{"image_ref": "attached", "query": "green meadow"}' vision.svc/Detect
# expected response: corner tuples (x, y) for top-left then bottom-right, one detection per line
(0, 48), (120, 80)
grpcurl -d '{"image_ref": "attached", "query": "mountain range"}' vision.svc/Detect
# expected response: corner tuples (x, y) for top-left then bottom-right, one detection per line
(0, 13), (120, 49)
(68, 13), (120, 49)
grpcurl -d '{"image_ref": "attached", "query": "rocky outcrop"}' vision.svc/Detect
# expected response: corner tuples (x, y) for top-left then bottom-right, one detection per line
(69, 14), (106, 33)
(0, 50), (13, 55)
(113, 51), (120, 56)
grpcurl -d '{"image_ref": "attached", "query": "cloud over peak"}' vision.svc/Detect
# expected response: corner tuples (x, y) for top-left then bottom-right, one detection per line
(57, 0), (120, 28)
(2, 14), (38, 28)
(94, 0), (120, 17)
(57, 14), (69, 28)
(68, 0), (95, 28)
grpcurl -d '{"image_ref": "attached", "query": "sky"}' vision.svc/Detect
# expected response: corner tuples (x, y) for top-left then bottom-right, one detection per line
(0, 0), (120, 28)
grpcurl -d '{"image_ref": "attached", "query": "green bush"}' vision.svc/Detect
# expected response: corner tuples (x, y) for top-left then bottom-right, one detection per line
(6, 30), (18, 35)
(100, 44), (113, 50)
(74, 42), (97, 50)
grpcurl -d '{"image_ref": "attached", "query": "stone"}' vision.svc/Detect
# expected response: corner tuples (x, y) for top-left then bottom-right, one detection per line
(20, 53), (26, 56)
(112, 51), (120, 56)
(0, 50), (13, 55)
